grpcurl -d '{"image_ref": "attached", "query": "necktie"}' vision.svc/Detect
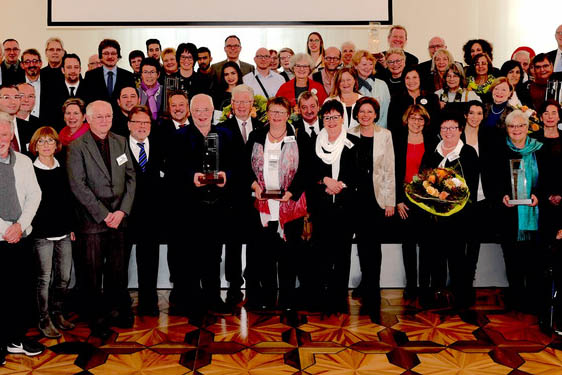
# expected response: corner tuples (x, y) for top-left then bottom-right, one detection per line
(241, 121), (248, 143)
(309, 126), (317, 142)
(138, 142), (147, 172)
(69, 86), (75, 97)
(10, 135), (20, 152)
(107, 71), (114, 97)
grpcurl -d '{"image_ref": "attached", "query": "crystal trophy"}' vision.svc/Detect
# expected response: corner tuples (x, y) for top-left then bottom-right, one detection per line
(199, 133), (224, 184)
(508, 159), (532, 205)
(261, 149), (284, 199)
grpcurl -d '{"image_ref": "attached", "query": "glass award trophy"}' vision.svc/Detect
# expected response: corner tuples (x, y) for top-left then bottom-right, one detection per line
(199, 133), (224, 184)
(262, 149), (284, 199)
(508, 159), (532, 205)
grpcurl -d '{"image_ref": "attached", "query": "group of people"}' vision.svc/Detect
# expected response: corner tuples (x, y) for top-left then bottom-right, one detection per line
(1, 24), (562, 365)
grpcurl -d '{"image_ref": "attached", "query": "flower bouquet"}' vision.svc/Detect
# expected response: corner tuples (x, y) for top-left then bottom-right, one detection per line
(405, 167), (470, 216)
(219, 94), (268, 123)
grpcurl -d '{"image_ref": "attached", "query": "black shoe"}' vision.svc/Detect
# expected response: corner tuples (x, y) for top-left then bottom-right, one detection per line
(113, 312), (135, 328)
(91, 325), (114, 340)
(1, 349), (6, 365)
(7, 339), (44, 357)
(138, 305), (160, 317)
(226, 289), (244, 305)
(209, 299), (232, 314)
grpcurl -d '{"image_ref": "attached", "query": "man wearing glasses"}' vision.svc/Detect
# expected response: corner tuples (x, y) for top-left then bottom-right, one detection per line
(211, 35), (254, 81)
(0, 85), (33, 156)
(20, 49), (43, 119)
(82, 39), (135, 112)
(1, 39), (25, 86)
(312, 47), (342, 95)
(242, 48), (284, 99)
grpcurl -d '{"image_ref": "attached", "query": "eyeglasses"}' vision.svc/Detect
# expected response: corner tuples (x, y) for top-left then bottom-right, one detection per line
(102, 51), (117, 56)
(255, 55), (270, 59)
(130, 121), (151, 126)
(507, 124), (528, 129)
(4, 48), (20, 52)
(475, 62), (488, 66)
(23, 59), (41, 65)
(429, 44), (445, 50)
(225, 44), (241, 49)
(323, 115), (341, 122)
(294, 64), (310, 70)
(441, 126), (459, 132)
(46, 48), (63, 53)
(535, 63), (551, 70)
(180, 55), (193, 61)
(142, 70), (158, 75)
(193, 108), (212, 114)
(93, 114), (113, 121)
(20, 94), (36, 100)
(268, 110), (288, 116)
(232, 100), (252, 105)
(325, 56), (340, 62)
(386, 59), (404, 65)
(409, 116), (425, 122)
(0, 95), (22, 100)
(37, 138), (56, 145)
(308, 38), (320, 43)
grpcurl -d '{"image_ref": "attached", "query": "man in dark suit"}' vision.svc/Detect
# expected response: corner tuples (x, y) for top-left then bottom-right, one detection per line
(547, 24), (562, 73)
(211, 35), (255, 81)
(41, 37), (65, 86)
(82, 39), (136, 113)
(42, 53), (85, 130)
(385, 25), (419, 67)
(217, 84), (263, 305)
(1, 39), (25, 86)
(21, 49), (46, 120)
(417, 36), (447, 76)
(67, 100), (136, 337)
(125, 105), (164, 316)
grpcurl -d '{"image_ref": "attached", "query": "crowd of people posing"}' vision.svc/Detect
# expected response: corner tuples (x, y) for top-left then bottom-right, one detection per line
(1, 25), (562, 362)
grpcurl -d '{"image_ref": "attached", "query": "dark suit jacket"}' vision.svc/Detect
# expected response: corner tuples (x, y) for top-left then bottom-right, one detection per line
(126, 135), (164, 238)
(42, 78), (86, 131)
(15, 117), (40, 155)
(547, 49), (558, 65)
(1, 61), (25, 86)
(82, 66), (136, 110)
(211, 59), (254, 81)
(67, 130), (136, 234)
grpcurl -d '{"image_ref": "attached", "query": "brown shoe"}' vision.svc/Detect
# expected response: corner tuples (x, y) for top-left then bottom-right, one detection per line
(39, 318), (62, 338)
(53, 314), (75, 330)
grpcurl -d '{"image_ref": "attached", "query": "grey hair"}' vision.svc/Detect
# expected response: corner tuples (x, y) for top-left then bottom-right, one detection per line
(289, 53), (314, 70)
(86, 100), (112, 117)
(505, 109), (529, 126)
(190, 93), (214, 110)
(45, 37), (64, 50)
(232, 84), (254, 97)
(0, 111), (14, 132)
(341, 41), (356, 51)
(385, 48), (405, 60)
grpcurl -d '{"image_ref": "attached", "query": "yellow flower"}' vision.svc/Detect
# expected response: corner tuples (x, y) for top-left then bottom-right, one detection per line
(250, 107), (257, 118)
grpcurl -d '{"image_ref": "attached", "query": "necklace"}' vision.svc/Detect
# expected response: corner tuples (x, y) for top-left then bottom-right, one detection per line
(491, 104), (505, 115)
(269, 129), (287, 142)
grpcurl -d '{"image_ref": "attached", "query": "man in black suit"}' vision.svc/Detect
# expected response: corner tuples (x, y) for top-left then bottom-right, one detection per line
(125, 105), (164, 316)
(547, 24), (562, 73)
(42, 53), (85, 130)
(211, 35), (255, 81)
(21, 49), (45, 120)
(82, 39), (136, 112)
(114, 86), (139, 137)
(41, 37), (65, 85)
(0, 85), (34, 155)
(1, 39), (25, 86)
(217, 84), (263, 305)
(67, 100), (136, 336)
(417, 36), (447, 76)
(15, 83), (41, 132)
(386, 25), (419, 67)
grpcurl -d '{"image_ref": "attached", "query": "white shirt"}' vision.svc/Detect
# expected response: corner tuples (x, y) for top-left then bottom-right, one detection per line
(262, 137), (282, 222)
(242, 70), (285, 98)
(172, 118), (190, 130)
(26, 76), (40, 117)
(554, 48), (562, 73)
(236, 117), (253, 142)
(303, 119), (320, 137)
(129, 135), (150, 163)
(12, 117), (24, 152)
(65, 80), (80, 96)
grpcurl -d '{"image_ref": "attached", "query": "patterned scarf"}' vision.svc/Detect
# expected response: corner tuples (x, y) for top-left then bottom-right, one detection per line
(141, 82), (160, 120)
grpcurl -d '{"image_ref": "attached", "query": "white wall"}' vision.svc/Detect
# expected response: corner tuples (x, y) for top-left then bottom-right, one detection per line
(1, 1), (559, 71)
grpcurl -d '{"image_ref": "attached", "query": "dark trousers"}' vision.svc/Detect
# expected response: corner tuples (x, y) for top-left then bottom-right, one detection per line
(0, 240), (31, 347)
(465, 199), (498, 284)
(78, 229), (130, 323)
(126, 233), (159, 309)
(399, 206), (430, 290)
(356, 203), (384, 305)
(224, 202), (253, 289)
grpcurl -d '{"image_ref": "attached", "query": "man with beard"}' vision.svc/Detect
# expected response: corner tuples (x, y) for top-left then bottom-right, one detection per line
(146, 39), (162, 62)
(312, 47), (341, 95)
(242, 48), (284, 99)
(43, 53), (85, 130)
(21, 49), (44, 119)
(113, 86), (139, 137)
(1, 39), (25, 85)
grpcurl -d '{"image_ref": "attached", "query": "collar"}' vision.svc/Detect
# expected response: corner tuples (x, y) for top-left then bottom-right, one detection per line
(129, 135), (149, 147)
(172, 118), (190, 129)
(33, 157), (60, 170)
(103, 66), (117, 75)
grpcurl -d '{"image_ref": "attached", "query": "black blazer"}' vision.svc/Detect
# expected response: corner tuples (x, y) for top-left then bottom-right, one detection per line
(126, 135), (165, 238)
(1, 62), (25, 86)
(82, 66), (135, 109)
(15, 117), (39, 156)
(388, 92), (441, 136)
(42, 78), (86, 131)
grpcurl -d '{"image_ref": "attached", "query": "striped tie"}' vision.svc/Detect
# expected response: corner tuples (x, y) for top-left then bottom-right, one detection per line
(137, 142), (147, 172)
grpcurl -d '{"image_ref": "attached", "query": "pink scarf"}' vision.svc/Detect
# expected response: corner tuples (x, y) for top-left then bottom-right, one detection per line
(59, 122), (90, 146)
(141, 82), (160, 120)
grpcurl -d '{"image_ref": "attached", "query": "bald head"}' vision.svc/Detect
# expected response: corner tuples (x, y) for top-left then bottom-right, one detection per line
(427, 36), (446, 58)
(324, 47), (342, 72)
(190, 94), (214, 128)
(86, 100), (113, 138)
(254, 47), (272, 72)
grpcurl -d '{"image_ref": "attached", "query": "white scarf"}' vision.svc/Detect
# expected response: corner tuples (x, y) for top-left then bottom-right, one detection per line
(315, 127), (347, 180)
(436, 139), (464, 168)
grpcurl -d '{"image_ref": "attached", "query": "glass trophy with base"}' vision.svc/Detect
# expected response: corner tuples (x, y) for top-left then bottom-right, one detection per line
(508, 159), (532, 205)
(261, 149), (284, 199)
(199, 133), (224, 184)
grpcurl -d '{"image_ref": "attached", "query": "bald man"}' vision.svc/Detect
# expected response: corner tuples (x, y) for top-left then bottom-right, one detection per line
(242, 47), (285, 98)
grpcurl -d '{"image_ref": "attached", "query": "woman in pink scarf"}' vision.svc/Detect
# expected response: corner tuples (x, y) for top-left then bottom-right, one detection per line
(138, 57), (163, 120)
(58, 98), (89, 147)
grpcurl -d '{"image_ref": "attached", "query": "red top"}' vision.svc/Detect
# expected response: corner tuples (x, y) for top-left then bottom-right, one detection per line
(405, 142), (425, 183)
(275, 78), (328, 109)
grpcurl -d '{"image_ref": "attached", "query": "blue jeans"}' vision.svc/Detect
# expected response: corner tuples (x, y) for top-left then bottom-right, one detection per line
(33, 236), (72, 320)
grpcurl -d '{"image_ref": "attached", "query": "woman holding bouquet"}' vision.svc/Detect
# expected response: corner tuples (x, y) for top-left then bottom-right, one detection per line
(420, 111), (479, 307)
(247, 96), (307, 311)
(394, 104), (436, 301)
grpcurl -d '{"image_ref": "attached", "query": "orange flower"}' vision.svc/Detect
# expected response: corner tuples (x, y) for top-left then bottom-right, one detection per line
(428, 175), (436, 184)
(439, 191), (450, 200)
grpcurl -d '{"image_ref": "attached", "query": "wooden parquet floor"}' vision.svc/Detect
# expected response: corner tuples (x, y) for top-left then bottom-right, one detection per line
(2, 289), (562, 374)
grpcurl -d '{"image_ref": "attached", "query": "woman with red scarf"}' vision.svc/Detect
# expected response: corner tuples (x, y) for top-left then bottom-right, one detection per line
(246, 96), (307, 311)
(58, 98), (89, 147)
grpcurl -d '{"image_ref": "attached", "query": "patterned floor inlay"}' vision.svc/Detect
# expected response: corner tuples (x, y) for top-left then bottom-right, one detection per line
(2, 288), (560, 375)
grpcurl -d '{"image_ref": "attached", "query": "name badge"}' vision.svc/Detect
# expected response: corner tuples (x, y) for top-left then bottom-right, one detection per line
(344, 139), (354, 149)
(116, 153), (128, 166)
(283, 136), (296, 143)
